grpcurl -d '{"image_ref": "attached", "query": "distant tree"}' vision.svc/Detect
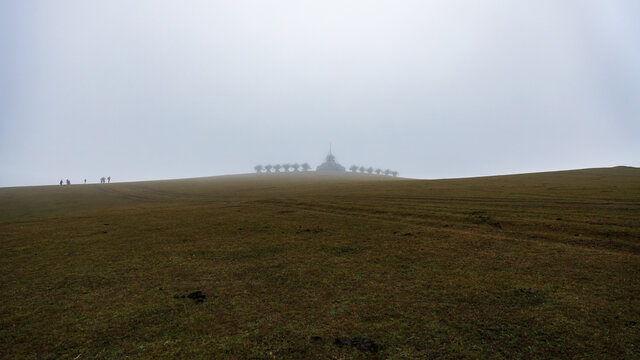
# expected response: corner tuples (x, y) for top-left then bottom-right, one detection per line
(349, 165), (358, 172)
(265, 164), (273, 173)
(366, 167), (373, 174)
(375, 168), (382, 175)
(301, 163), (311, 171)
(392, 171), (398, 177)
(254, 164), (263, 173)
(292, 163), (300, 172)
(283, 163), (291, 172)
(274, 164), (282, 172)
(384, 169), (390, 176)
(359, 166), (366, 173)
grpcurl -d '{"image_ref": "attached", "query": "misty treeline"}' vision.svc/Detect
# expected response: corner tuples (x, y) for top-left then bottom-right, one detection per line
(253, 163), (398, 177)
(349, 165), (398, 177)
(254, 163), (311, 173)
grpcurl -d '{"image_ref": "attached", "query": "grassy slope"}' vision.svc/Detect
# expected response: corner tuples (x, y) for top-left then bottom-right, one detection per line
(0, 168), (639, 359)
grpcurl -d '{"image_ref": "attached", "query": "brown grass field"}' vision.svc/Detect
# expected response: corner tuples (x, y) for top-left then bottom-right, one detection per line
(1, 167), (639, 359)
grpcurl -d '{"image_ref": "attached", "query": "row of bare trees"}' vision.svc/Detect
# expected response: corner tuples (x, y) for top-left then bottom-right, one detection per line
(254, 163), (311, 173)
(349, 165), (398, 177)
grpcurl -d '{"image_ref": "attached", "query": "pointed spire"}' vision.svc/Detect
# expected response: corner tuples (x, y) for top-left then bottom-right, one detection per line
(325, 144), (336, 164)
(317, 144), (345, 172)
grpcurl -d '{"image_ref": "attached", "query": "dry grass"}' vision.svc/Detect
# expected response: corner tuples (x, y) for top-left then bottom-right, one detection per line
(1, 168), (639, 359)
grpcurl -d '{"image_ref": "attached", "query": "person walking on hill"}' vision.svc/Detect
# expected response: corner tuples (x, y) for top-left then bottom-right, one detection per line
(107, 176), (111, 183)
(84, 179), (86, 184)
(66, 179), (70, 185)
(59, 179), (63, 186)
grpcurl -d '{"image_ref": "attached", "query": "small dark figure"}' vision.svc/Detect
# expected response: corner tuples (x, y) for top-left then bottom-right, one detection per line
(107, 176), (111, 183)
(59, 180), (63, 186)
(84, 179), (86, 184)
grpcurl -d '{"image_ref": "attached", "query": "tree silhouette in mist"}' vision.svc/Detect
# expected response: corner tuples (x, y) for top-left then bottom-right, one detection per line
(274, 164), (282, 173)
(254, 165), (263, 173)
(301, 163), (311, 171)
(375, 168), (382, 175)
(292, 163), (300, 172)
(349, 165), (358, 172)
(283, 163), (291, 172)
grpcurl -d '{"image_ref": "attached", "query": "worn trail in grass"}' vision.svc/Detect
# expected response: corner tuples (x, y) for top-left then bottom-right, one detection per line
(1, 168), (639, 359)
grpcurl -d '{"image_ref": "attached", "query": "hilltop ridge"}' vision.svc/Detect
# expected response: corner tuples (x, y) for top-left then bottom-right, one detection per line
(1, 166), (638, 222)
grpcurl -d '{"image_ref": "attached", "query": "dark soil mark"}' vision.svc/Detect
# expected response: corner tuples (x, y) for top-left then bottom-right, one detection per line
(322, 244), (360, 256)
(468, 211), (502, 229)
(512, 288), (545, 307)
(296, 227), (323, 234)
(334, 337), (381, 353)
(174, 291), (206, 303)
(519, 288), (537, 295)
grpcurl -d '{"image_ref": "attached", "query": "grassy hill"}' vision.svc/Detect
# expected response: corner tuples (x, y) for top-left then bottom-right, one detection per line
(1, 167), (639, 359)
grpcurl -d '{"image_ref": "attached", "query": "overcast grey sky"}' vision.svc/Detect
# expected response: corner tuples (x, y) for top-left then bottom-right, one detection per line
(1, 0), (639, 187)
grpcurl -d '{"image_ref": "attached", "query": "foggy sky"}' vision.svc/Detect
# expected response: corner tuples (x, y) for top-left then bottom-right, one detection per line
(1, 0), (639, 187)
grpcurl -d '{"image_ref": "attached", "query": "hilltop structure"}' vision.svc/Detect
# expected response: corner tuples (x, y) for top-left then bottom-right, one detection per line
(316, 146), (346, 172)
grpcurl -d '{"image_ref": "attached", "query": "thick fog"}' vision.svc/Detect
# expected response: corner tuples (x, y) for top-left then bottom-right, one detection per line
(1, 0), (639, 187)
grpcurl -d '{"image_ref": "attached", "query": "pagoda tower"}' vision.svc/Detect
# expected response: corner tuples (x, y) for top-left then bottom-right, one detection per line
(315, 145), (346, 172)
